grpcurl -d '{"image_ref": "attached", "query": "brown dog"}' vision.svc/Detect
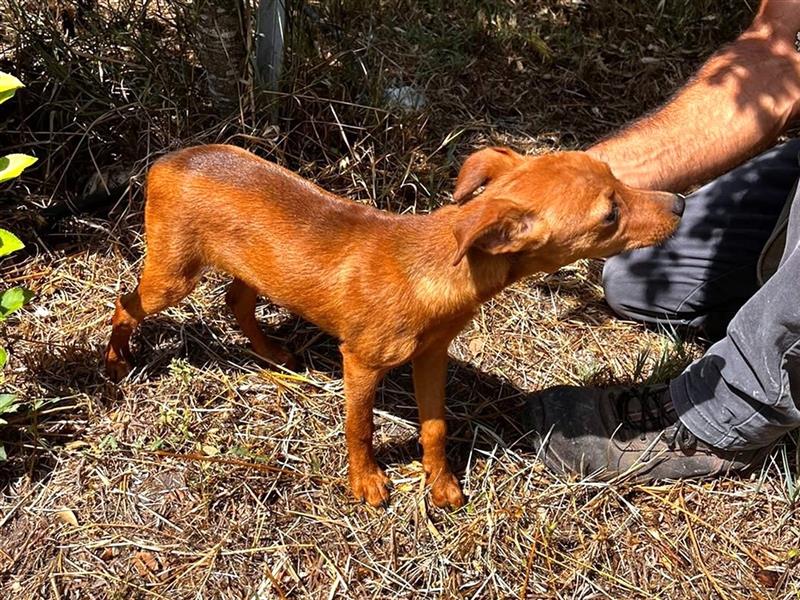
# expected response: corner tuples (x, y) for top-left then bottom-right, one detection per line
(104, 144), (683, 508)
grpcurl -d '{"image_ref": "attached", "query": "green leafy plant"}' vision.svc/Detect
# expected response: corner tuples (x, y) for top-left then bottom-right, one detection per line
(0, 71), (37, 455)
(0, 72), (24, 104)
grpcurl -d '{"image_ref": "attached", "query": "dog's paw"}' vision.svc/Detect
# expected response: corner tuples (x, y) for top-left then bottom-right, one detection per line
(429, 471), (465, 509)
(257, 346), (299, 372)
(104, 345), (131, 382)
(349, 466), (391, 507)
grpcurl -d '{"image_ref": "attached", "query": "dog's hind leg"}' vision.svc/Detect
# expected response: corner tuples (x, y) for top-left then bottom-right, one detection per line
(225, 278), (297, 370)
(104, 255), (201, 382)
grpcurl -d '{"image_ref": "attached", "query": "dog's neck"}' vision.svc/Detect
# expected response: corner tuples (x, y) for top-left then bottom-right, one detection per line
(398, 203), (551, 318)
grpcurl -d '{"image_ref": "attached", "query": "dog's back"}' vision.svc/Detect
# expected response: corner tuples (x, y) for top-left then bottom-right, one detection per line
(142, 145), (404, 335)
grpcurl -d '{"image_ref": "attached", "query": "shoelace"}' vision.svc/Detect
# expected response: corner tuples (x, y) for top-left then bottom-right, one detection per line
(612, 385), (697, 451)
(665, 421), (698, 452)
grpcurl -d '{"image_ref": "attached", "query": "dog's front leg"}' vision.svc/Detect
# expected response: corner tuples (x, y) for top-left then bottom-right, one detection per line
(412, 345), (465, 508)
(342, 349), (390, 507)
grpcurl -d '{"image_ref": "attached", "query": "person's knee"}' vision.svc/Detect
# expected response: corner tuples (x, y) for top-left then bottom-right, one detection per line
(602, 255), (649, 322)
(603, 254), (725, 334)
(602, 253), (688, 325)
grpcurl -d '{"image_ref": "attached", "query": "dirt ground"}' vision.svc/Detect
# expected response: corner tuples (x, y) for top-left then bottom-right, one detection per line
(1, 1), (798, 598)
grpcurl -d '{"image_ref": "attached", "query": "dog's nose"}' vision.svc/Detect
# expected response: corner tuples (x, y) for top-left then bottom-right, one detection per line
(672, 194), (685, 217)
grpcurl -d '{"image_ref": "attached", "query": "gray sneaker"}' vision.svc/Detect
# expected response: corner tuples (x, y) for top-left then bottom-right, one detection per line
(523, 384), (774, 482)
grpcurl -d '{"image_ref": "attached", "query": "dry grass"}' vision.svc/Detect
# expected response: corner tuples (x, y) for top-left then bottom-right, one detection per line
(1, 1), (799, 598)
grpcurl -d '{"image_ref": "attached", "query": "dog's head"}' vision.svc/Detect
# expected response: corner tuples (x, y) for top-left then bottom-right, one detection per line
(450, 147), (683, 271)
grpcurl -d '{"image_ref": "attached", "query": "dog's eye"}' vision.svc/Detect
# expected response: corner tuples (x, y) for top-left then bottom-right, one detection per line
(604, 201), (619, 225)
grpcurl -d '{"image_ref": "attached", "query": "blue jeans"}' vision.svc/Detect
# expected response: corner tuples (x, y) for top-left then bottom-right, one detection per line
(603, 140), (800, 450)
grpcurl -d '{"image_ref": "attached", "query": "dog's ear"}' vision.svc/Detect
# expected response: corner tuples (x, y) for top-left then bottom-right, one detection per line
(452, 199), (546, 265)
(453, 147), (524, 203)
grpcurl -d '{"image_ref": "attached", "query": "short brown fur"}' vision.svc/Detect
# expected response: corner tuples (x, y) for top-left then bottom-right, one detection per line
(104, 144), (681, 508)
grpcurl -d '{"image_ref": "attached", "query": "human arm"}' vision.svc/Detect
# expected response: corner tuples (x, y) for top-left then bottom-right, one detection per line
(588, 0), (800, 191)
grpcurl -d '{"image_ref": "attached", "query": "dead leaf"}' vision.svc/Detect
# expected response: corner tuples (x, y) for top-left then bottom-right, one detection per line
(56, 508), (79, 527)
(468, 337), (485, 356)
(64, 440), (90, 451)
(132, 551), (159, 577)
(99, 547), (115, 562)
(754, 568), (780, 588)
(201, 444), (220, 456)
